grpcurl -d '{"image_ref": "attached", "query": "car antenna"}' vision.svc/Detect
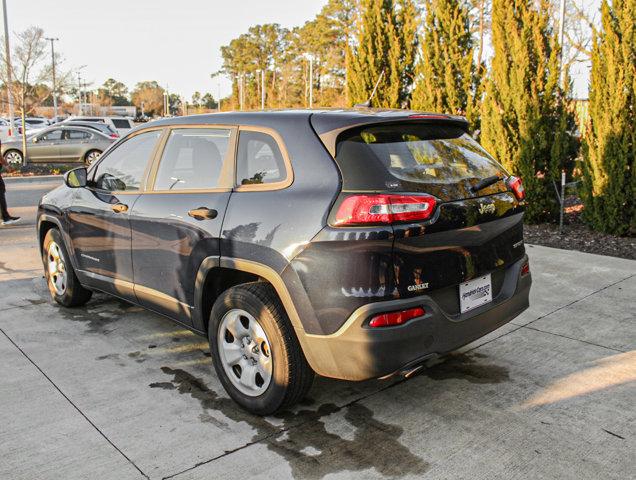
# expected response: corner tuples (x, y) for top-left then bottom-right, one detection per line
(354, 70), (385, 108)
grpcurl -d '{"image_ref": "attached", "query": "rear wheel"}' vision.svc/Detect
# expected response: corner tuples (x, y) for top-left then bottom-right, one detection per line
(4, 149), (23, 166)
(209, 282), (314, 415)
(42, 229), (92, 307)
(84, 149), (102, 165)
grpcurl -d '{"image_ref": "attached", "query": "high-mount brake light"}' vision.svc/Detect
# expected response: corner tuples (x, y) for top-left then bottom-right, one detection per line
(369, 307), (426, 328)
(508, 176), (525, 201)
(334, 194), (437, 226)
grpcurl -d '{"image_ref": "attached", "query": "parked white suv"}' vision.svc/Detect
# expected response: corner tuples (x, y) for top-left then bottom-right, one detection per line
(70, 116), (135, 136)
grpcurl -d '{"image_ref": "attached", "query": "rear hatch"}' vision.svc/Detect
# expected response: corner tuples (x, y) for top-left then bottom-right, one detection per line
(318, 117), (526, 314)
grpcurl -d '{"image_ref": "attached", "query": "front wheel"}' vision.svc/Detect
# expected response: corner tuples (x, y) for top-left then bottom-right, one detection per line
(42, 229), (92, 307)
(4, 149), (23, 166)
(84, 149), (102, 165)
(209, 282), (314, 415)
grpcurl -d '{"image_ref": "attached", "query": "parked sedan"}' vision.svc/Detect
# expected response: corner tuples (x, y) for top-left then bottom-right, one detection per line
(1, 125), (115, 165)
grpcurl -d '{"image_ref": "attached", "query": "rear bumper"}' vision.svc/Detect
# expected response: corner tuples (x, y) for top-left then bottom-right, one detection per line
(300, 255), (531, 381)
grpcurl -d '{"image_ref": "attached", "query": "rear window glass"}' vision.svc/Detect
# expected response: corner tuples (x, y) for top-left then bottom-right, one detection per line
(335, 124), (508, 200)
(112, 119), (132, 129)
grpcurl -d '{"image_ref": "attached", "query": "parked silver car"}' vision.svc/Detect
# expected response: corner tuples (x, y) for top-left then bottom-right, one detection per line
(1, 125), (115, 165)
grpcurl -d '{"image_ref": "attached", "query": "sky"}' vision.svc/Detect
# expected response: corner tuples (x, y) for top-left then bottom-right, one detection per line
(5, 0), (596, 102)
(4, 0), (326, 100)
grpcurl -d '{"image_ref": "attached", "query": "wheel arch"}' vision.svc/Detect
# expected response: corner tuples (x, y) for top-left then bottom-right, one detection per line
(194, 256), (341, 378)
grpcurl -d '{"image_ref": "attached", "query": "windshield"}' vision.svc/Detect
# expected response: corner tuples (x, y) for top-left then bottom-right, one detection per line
(335, 123), (509, 200)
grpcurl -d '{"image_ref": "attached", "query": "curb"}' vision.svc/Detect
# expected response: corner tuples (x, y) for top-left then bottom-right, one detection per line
(2, 175), (63, 184)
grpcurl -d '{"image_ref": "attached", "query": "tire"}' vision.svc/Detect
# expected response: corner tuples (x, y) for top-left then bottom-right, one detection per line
(209, 282), (314, 415)
(4, 149), (23, 166)
(42, 229), (92, 307)
(84, 149), (102, 165)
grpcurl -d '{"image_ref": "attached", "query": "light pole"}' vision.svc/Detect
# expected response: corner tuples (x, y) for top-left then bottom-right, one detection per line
(45, 37), (59, 119)
(76, 65), (86, 115)
(256, 69), (265, 110)
(237, 73), (244, 111)
(303, 54), (314, 108)
(261, 68), (265, 110)
(83, 81), (89, 114)
(210, 72), (222, 112)
(558, 0), (567, 88)
(2, 0), (16, 138)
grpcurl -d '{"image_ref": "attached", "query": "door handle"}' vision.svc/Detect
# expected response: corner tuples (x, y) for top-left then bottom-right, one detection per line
(188, 207), (218, 220)
(112, 203), (129, 213)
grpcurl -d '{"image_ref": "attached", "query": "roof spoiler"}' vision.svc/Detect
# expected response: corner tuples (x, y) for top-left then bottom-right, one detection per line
(314, 114), (469, 158)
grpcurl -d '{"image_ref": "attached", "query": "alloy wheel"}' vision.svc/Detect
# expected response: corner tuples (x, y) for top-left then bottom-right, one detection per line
(85, 151), (101, 165)
(4, 151), (23, 166)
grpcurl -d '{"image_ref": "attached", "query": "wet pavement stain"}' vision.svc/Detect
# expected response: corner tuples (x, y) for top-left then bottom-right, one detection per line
(150, 367), (428, 479)
(269, 403), (429, 479)
(128, 351), (146, 363)
(55, 297), (134, 334)
(421, 352), (509, 384)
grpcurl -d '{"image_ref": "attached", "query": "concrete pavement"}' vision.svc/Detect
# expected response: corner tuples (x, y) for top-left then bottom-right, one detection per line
(0, 222), (634, 479)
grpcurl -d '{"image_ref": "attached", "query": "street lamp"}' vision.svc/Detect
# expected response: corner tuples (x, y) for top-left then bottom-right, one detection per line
(44, 37), (59, 119)
(2, 0), (16, 138)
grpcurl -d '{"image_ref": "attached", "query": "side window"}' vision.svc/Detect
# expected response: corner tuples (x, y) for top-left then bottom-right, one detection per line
(236, 131), (286, 185)
(66, 130), (92, 140)
(153, 128), (231, 191)
(39, 129), (63, 141)
(92, 130), (161, 192)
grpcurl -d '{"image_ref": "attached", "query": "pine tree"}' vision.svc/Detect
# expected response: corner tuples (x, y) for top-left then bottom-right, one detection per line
(582, 0), (636, 235)
(346, 0), (418, 108)
(480, 0), (571, 223)
(411, 0), (480, 127)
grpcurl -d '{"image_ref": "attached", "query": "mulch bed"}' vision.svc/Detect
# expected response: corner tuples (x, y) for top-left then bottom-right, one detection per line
(2, 164), (75, 177)
(524, 197), (635, 260)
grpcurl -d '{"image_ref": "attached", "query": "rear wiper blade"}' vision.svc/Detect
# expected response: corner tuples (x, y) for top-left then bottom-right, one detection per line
(470, 175), (502, 193)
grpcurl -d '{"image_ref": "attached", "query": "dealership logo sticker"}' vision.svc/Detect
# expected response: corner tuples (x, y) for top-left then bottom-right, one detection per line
(408, 283), (429, 292)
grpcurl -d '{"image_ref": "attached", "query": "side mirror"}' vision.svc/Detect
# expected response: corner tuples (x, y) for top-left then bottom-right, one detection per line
(64, 167), (88, 188)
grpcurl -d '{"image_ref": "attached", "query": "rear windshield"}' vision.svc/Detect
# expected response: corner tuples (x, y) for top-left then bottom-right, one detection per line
(335, 123), (509, 200)
(111, 119), (132, 129)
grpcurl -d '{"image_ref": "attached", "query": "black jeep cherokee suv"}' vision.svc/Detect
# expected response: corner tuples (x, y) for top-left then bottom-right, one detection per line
(37, 110), (531, 414)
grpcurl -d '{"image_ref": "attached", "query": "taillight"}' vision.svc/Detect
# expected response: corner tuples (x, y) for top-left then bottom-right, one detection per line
(110, 133), (119, 138)
(521, 262), (530, 277)
(508, 176), (525, 201)
(369, 307), (425, 328)
(334, 194), (437, 226)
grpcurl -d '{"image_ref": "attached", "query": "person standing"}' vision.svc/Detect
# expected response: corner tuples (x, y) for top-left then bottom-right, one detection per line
(0, 147), (21, 226)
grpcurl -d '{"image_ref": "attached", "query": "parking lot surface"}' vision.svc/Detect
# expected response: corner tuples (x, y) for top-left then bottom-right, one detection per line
(1, 202), (634, 479)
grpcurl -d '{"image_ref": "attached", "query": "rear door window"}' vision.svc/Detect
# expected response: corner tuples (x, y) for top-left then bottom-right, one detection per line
(335, 123), (508, 201)
(236, 131), (286, 186)
(65, 130), (92, 140)
(153, 128), (231, 190)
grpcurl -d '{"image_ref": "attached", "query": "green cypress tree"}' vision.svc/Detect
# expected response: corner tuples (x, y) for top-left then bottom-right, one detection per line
(480, 0), (570, 223)
(346, 0), (418, 107)
(582, 0), (636, 235)
(411, 0), (480, 127)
